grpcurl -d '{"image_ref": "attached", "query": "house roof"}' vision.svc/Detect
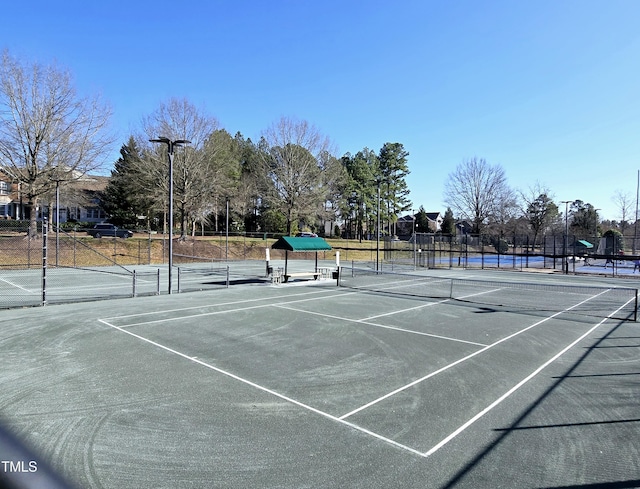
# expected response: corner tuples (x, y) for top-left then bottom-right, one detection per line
(400, 212), (442, 222)
(271, 236), (332, 252)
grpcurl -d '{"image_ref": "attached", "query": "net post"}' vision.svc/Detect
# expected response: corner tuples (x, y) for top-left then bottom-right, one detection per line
(635, 289), (638, 322)
(449, 278), (454, 299)
(226, 265), (230, 288)
(177, 267), (181, 293)
(156, 269), (160, 295)
(132, 270), (137, 297)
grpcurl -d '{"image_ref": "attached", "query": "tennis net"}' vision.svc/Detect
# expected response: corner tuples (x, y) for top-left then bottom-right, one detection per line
(338, 267), (638, 321)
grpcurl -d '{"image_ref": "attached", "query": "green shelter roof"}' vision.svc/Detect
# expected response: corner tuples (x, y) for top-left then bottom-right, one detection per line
(271, 236), (332, 252)
(576, 240), (594, 248)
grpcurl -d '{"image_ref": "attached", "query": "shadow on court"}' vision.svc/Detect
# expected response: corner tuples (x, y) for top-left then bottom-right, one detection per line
(439, 319), (640, 489)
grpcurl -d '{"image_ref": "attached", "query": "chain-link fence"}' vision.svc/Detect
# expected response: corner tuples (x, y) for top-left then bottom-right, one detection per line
(0, 220), (167, 308)
(4, 219), (638, 309)
(0, 221), (327, 308)
(380, 233), (640, 277)
(0, 221), (235, 308)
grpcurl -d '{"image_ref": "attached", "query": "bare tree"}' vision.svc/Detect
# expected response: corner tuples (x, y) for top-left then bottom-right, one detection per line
(488, 185), (520, 237)
(140, 98), (224, 236)
(612, 189), (633, 235)
(0, 50), (113, 234)
(443, 157), (511, 234)
(259, 116), (336, 235)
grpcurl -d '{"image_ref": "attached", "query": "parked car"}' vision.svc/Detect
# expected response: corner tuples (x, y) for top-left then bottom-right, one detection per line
(87, 223), (133, 238)
(295, 232), (318, 237)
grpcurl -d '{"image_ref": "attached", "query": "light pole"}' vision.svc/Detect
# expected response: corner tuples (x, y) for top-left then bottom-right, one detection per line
(561, 200), (571, 274)
(412, 210), (417, 269)
(149, 137), (190, 294)
(593, 208), (601, 243)
(47, 174), (65, 268)
(376, 180), (381, 272)
(225, 197), (229, 261)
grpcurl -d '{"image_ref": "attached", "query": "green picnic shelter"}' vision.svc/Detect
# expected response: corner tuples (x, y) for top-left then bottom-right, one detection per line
(271, 236), (333, 282)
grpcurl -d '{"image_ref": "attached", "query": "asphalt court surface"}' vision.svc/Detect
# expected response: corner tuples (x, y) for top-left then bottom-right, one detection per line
(1, 268), (639, 488)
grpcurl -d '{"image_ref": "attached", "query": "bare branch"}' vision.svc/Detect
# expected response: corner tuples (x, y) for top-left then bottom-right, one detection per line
(0, 50), (113, 231)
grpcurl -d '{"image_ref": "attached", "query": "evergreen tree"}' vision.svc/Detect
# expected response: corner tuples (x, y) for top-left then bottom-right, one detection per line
(525, 194), (558, 247)
(414, 206), (429, 234)
(341, 149), (378, 240)
(441, 207), (455, 234)
(378, 142), (411, 236)
(101, 137), (149, 228)
(234, 133), (263, 232)
(569, 200), (598, 239)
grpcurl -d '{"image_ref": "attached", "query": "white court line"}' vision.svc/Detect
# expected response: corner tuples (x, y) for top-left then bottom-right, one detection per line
(423, 295), (636, 457)
(99, 281), (631, 457)
(347, 276), (451, 296)
(359, 287), (502, 322)
(101, 288), (334, 321)
(97, 317), (425, 458)
(0, 277), (35, 293)
(338, 289), (611, 421)
(274, 304), (489, 347)
(107, 291), (357, 328)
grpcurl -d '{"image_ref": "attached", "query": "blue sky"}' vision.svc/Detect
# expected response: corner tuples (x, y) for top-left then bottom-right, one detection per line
(3, 0), (640, 221)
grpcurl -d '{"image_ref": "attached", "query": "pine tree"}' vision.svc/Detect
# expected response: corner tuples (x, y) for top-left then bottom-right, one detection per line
(441, 207), (455, 234)
(378, 142), (411, 236)
(101, 137), (149, 228)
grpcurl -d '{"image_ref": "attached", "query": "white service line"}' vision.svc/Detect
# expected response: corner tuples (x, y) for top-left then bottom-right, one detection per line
(273, 303), (489, 347)
(102, 288), (335, 321)
(422, 295), (636, 457)
(107, 291), (357, 328)
(96, 280), (631, 459)
(338, 289), (611, 421)
(359, 286), (502, 322)
(97, 317), (425, 458)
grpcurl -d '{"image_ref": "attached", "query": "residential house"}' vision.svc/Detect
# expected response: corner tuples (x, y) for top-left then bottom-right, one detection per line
(397, 211), (443, 237)
(0, 170), (22, 219)
(0, 167), (108, 223)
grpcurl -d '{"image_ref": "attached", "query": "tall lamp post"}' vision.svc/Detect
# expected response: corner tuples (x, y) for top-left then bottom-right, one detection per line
(561, 200), (571, 274)
(149, 137), (191, 294)
(376, 180), (381, 272)
(593, 208), (601, 243)
(412, 209), (417, 269)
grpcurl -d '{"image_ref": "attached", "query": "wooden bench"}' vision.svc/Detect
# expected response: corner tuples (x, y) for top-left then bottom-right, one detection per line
(283, 272), (319, 283)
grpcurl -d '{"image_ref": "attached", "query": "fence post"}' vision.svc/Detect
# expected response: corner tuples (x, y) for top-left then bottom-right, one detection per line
(42, 218), (47, 306)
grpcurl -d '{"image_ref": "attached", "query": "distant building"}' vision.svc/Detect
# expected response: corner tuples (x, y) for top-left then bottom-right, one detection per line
(397, 212), (443, 237)
(0, 169), (21, 219)
(0, 167), (108, 223)
(455, 220), (474, 235)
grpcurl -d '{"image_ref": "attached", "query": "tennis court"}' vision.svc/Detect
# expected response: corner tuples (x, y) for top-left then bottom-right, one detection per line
(0, 267), (638, 488)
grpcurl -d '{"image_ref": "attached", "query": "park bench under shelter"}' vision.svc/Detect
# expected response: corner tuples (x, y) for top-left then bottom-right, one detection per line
(270, 236), (333, 283)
